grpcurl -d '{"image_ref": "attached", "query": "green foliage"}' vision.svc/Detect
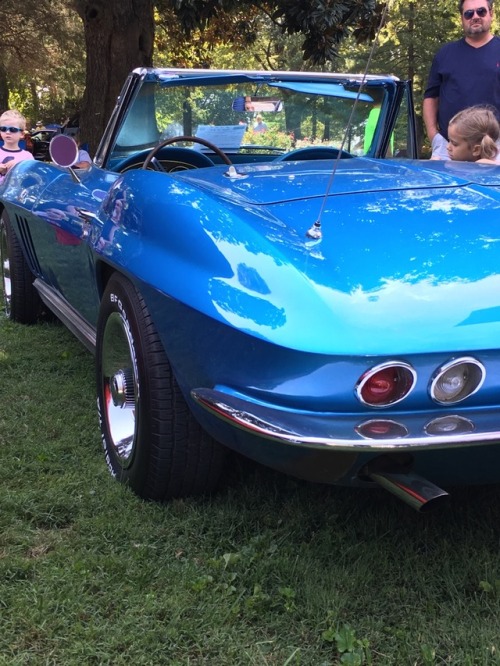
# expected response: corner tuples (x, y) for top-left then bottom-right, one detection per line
(155, 1), (265, 68)
(322, 625), (372, 665)
(170, 1), (381, 65)
(242, 126), (294, 151)
(480, 579), (500, 595)
(337, 0), (467, 101)
(272, 0), (379, 63)
(0, 0), (85, 123)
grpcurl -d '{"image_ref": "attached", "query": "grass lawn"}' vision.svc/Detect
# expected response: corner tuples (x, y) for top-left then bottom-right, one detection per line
(1, 313), (500, 665)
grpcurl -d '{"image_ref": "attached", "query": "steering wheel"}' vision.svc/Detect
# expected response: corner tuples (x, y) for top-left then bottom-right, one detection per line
(116, 147), (213, 173)
(142, 135), (232, 170)
(274, 146), (353, 162)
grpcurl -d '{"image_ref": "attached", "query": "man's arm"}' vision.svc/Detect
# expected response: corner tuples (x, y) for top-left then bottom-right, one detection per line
(423, 96), (440, 142)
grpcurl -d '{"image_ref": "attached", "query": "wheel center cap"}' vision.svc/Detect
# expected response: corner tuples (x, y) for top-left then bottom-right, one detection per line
(110, 369), (135, 407)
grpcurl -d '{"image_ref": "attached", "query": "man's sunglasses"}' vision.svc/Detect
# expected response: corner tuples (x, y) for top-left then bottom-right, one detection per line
(463, 7), (489, 19)
(0, 126), (22, 133)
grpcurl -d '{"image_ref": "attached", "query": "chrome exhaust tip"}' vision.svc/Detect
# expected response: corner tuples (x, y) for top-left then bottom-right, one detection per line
(362, 457), (450, 512)
(368, 470), (450, 512)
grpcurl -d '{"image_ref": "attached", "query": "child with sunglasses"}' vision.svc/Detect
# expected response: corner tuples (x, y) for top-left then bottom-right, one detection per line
(447, 105), (500, 163)
(0, 110), (34, 183)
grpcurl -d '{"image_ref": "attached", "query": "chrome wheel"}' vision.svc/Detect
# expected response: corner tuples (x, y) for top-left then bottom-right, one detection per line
(96, 273), (225, 500)
(100, 310), (139, 467)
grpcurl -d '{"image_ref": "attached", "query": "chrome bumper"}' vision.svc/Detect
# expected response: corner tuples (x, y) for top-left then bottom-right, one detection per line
(191, 388), (500, 451)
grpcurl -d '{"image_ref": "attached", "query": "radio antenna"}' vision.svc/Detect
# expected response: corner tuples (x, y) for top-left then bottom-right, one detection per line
(306, 0), (393, 240)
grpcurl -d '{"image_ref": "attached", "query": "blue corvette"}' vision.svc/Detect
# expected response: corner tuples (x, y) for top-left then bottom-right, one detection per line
(2, 67), (500, 511)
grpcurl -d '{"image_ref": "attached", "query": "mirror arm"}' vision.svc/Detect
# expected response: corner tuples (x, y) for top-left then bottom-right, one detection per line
(67, 166), (81, 184)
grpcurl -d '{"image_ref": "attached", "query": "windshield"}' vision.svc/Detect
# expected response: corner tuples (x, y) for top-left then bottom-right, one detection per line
(105, 74), (409, 171)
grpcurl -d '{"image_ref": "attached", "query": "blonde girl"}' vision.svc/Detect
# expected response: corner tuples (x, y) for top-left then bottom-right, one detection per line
(447, 105), (500, 163)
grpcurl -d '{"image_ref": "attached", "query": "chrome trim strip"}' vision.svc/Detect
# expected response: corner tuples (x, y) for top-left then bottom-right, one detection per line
(191, 387), (500, 452)
(34, 278), (96, 353)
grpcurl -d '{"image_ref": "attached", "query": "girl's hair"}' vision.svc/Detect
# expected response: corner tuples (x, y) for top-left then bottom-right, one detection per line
(448, 105), (500, 160)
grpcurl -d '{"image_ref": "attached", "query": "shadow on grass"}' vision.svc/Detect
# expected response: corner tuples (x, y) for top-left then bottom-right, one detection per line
(216, 447), (500, 538)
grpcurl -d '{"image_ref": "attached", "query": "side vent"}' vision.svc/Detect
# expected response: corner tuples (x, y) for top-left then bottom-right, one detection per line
(15, 213), (42, 275)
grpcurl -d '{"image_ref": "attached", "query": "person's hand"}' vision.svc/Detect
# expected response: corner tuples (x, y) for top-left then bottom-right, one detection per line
(430, 133), (448, 160)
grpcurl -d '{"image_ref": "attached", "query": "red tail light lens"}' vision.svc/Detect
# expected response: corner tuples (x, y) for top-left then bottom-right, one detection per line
(356, 362), (416, 408)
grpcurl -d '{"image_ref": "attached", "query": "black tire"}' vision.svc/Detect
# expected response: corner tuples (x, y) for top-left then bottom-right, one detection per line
(96, 273), (226, 500)
(0, 211), (42, 324)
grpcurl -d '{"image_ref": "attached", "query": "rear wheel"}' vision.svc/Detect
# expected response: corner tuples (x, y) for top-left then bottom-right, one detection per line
(0, 212), (42, 323)
(96, 273), (226, 500)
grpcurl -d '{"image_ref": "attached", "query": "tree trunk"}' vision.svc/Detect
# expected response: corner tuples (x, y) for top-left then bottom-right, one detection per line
(29, 81), (39, 127)
(73, 0), (154, 153)
(0, 65), (9, 113)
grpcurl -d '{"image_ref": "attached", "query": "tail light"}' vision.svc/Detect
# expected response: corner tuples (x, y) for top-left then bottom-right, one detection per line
(356, 362), (416, 408)
(429, 357), (485, 405)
